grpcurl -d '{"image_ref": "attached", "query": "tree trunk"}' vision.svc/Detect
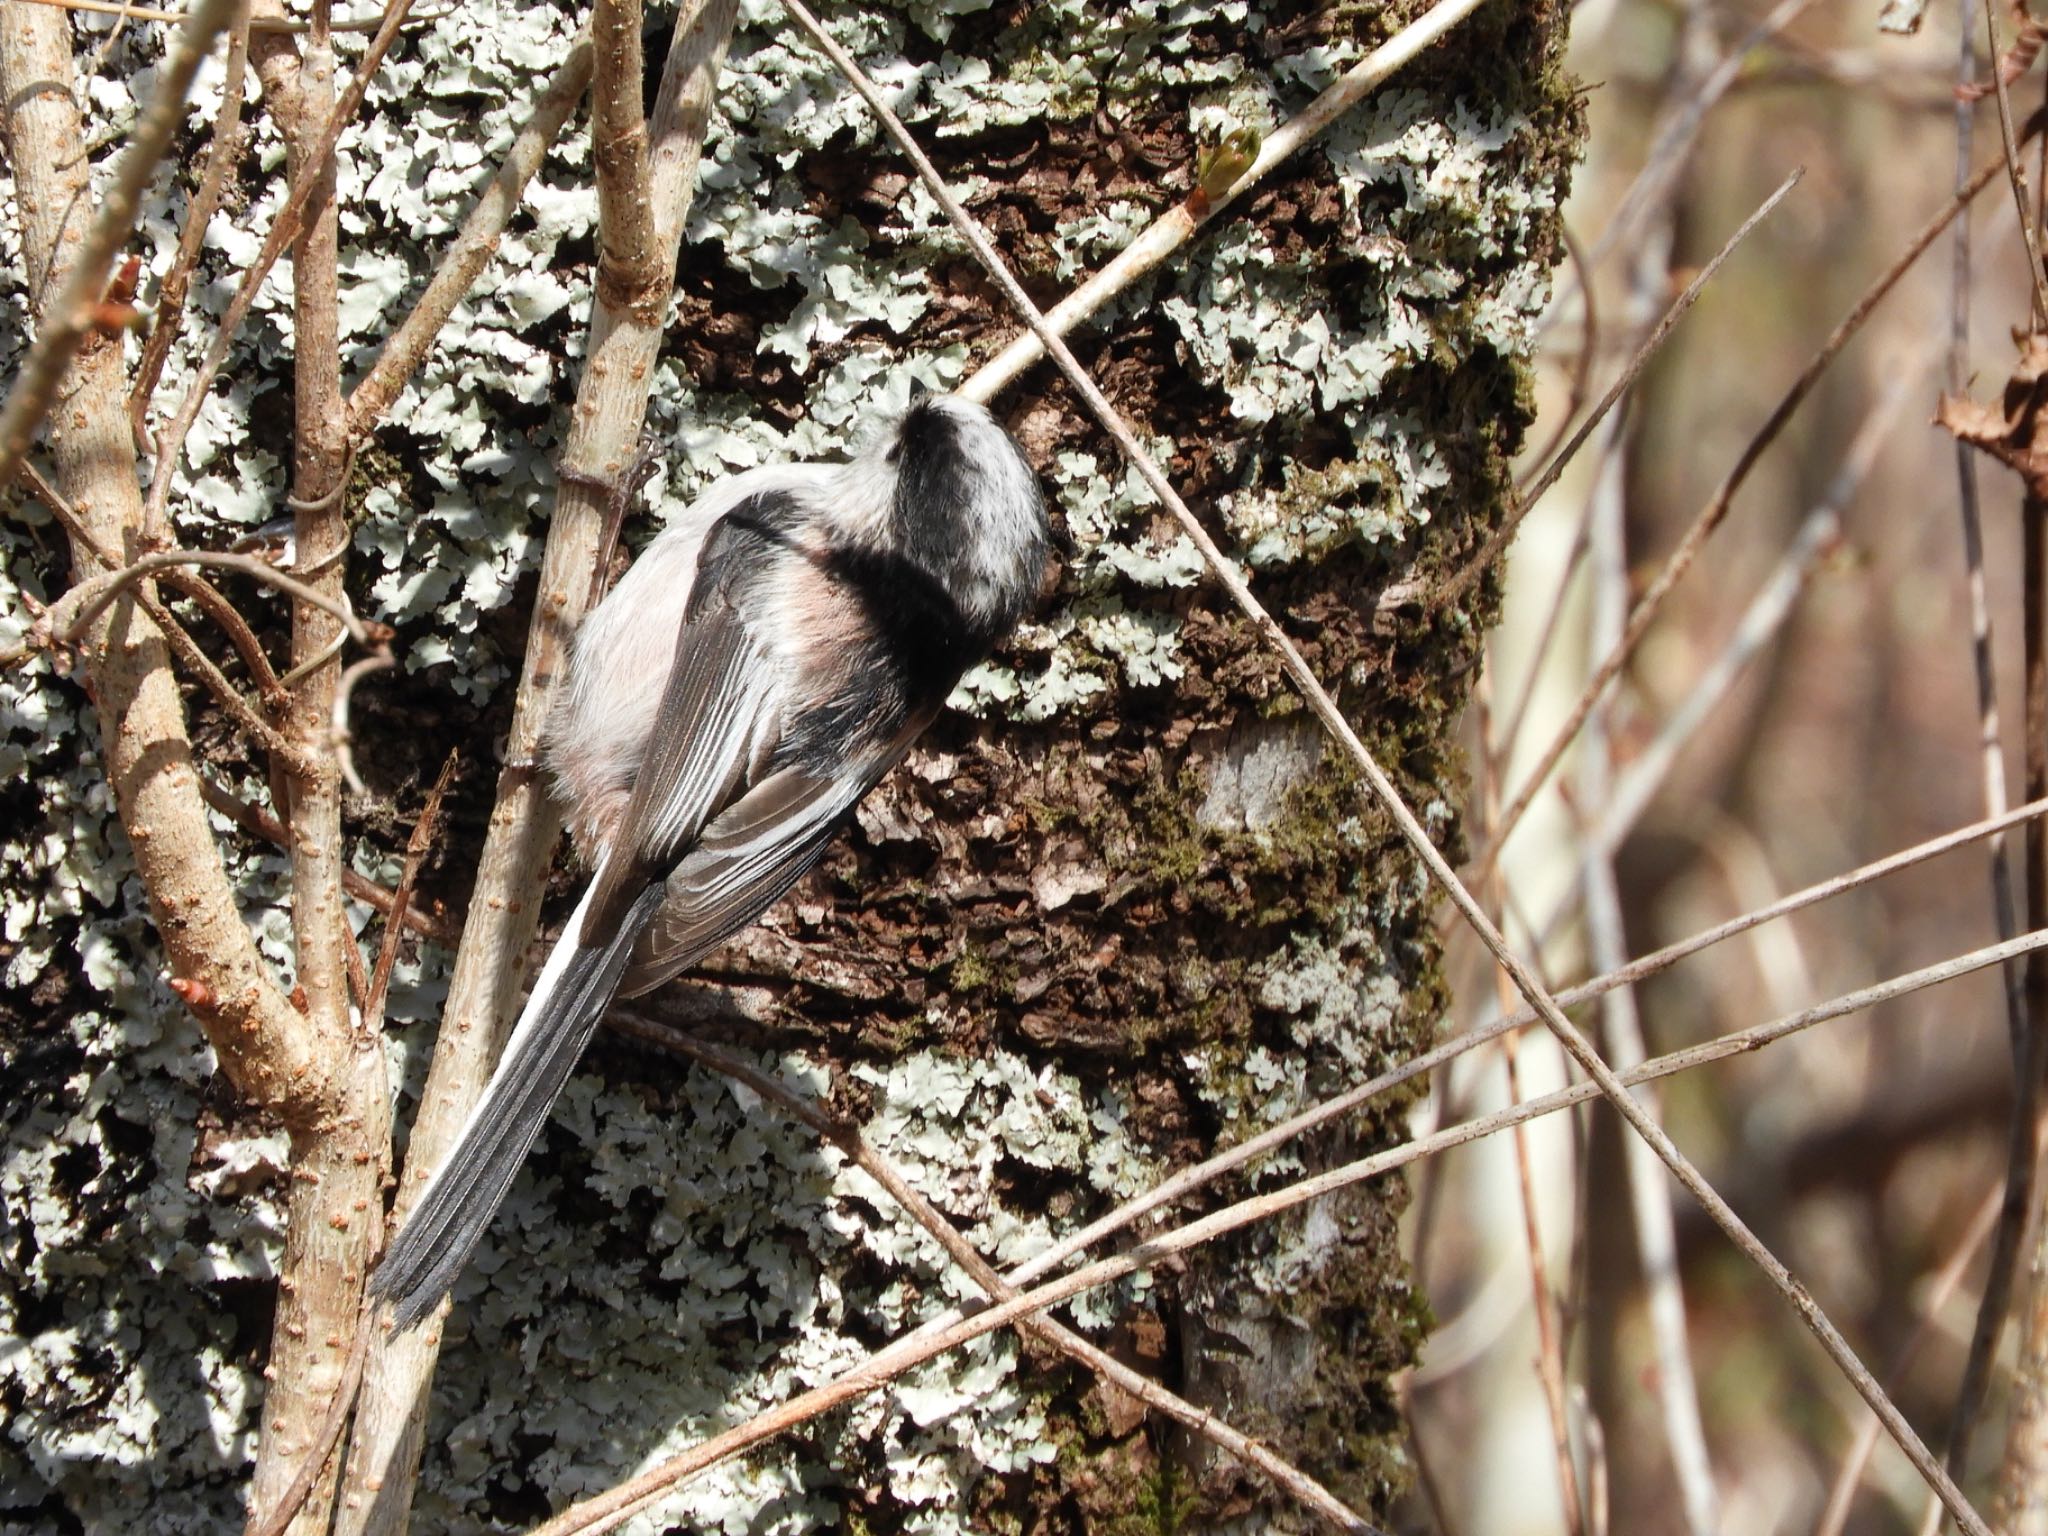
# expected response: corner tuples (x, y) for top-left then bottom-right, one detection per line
(0, 2), (1578, 1531)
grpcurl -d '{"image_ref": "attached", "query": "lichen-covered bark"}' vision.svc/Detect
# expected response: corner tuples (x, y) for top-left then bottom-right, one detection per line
(0, 1), (1577, 1531)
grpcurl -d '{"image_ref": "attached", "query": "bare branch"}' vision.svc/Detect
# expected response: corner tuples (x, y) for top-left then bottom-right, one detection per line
(1479, 110), (2048, 886)
(363, 753), (455, 1029)
(44, 547), (384, 649)
(243, 1322), (372, 1536)
(334, 7), (742, 1529)
(589, 0), (661, 321)
(345, 32), (594, 435)
(140, 0), (416, 541)
(1584, 0), (1822, 270)
(959, 0), (1492, 404)
(1471, 701), (1584, 1535)
(1950, 0), (2028, 1102)
(0, 0), (326, 1122)
(155, 565), (290, 709)
(8, 464), (308, 766)
(194, 772), (459, 943)
(1579, 374), (1716, 1536)
(611, 1014), (1386, 1536)
(997, 796), (2048, 1318)
(241, 7), (394, 1527)
(1392, 169), (1803, 618)
(1813, 1187), (2001, 1536)
(331, 651), (391, 796)
(540, 929), (2048, 1536)
(140, 585), (306, 765)
(1516, 223), (1598, 495)
(130, 1), (252, 448)
(1980, 0), (2048, 322)
(0, 0), (239, 493)
(1501, 986), (1585, 1531)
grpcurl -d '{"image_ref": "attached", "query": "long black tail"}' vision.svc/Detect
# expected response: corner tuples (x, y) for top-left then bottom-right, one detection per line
(370, 878), (666, 1328)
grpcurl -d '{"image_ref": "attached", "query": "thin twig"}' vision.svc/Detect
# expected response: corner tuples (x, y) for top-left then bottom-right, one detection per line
(1394, 171), (1802, 618)
(243, 1318), (372, 1536)
(611, 1013), (1385, 1536)
(1948, 0), (2030, 1078)
(1397, 1356), (1468, 1536)
(362, 754), (455, 1029)
(1477, 681), (1583, 1535)
(331, 652), (392, 796)
(139, 0), (416, 542)
(1490, 365), (1932, 966)
(0, 0), (240, 494)
(49, 548), (383, 650)
(959, 0), (1493, 404)
(146, 583), (305, 765)
(1585, 0), (1823, 270)
(1579, 386), (1717, 1536)
(345, 32), (593, 435)
(776, 13), (1996, 1526)
(1517, 223), (1599, 494)
(539, 929), (2048, 1536)
(84, 0), (129, 61)
(1490, 427), (1602, 785)
(156, 565), (290, 709)
(1594, 490), (1845, 852)
(1983, 0), (2048, 322)
(1813, 1185), (2001, 1536)
(11, 464), (307, 767)
(1501, 962), (1584, 1533)
(194, 772), (459, 943)
(11, 462), (119, 565)
(1477, 112), (2048, 888)
(1003, 796), (2048, 1308)
(130, 0), (252, 450)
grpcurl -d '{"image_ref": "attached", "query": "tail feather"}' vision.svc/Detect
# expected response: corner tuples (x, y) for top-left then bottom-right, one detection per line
(371, 877), (666, 1328)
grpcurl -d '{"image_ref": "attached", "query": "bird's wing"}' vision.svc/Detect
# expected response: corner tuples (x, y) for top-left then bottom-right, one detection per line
(580, 493), (807, 937)
(618, 711), (932, 997)
(372, 491), (809, 1327)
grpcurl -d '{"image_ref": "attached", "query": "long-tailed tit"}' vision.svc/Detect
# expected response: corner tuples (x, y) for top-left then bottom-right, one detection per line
(371, 391), (1052, 1327)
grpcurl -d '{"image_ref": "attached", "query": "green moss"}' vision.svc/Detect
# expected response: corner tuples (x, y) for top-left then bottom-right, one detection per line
(1115, 1460), (1201, 1536)
(1086, 740), (1390, 942)
(946, 940), (1015, 1001)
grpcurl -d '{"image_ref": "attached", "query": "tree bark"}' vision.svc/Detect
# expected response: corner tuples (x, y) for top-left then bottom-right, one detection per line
(0, 2), (1579, 1531)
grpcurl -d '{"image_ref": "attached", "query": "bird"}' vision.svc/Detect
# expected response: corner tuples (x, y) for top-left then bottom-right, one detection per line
(369, 389), (1053, 1328)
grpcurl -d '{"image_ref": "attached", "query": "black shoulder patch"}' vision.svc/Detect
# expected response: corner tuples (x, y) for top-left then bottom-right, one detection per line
(688, 488), (808, 622)
(821, 542), (978, 708)
(766, 542), (980, 774)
